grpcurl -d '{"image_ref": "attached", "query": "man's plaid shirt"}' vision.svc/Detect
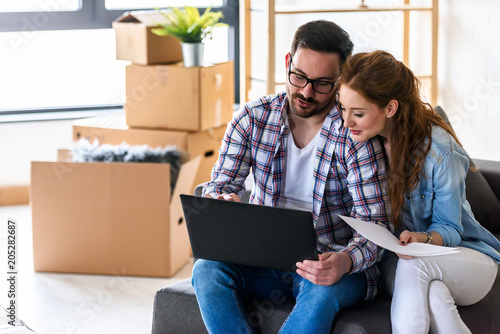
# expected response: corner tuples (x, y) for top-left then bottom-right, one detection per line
(203, 91), (391, 300)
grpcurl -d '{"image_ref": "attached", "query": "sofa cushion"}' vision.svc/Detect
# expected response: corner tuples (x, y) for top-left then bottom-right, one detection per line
(151, 278), (393, 334)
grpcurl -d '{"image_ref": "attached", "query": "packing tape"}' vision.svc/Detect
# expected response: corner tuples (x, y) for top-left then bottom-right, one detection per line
(214, 98), (222, 127)
(215, 73), (223, 90)
(157, 66), (168, 86)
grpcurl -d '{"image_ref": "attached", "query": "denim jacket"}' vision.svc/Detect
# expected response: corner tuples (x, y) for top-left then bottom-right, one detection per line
(401, 126), (500, 263)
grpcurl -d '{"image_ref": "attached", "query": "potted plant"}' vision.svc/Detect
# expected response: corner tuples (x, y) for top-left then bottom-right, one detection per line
(152, 6), (227, 67)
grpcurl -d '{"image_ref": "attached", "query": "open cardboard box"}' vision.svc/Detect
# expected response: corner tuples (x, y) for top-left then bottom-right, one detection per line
(113, 10), (182, 65)
(30, 154), (203, 277)
(72, 113), (226, 188)
(125, 61), (234, 131)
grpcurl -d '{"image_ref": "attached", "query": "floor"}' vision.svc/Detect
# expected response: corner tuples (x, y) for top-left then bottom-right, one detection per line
(0, 204), (193, 334)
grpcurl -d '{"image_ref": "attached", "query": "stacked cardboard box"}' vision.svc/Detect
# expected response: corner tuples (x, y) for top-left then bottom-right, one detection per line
(30, 10), (234, 278)
(125, 61), (234, 131)
(114, 9), (234, 192)
(113, 10), (234, 132)
(113, 11), (183, 65)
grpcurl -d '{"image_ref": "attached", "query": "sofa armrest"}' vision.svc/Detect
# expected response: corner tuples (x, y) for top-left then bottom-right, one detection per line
(474, 159), (500, 201)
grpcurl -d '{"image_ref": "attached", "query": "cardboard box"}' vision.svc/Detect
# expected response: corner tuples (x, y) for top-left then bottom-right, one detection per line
(72, 113), (226, 187)
(125, 61), (234, 131)
(113, 11), (183, 65)
(30, 156), (202, 277)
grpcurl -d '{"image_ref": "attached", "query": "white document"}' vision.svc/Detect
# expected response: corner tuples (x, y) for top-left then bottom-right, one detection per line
(339, 215), (459, 257)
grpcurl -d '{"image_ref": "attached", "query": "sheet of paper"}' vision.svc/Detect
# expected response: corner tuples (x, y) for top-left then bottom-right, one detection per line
(339, 215), (459, 257)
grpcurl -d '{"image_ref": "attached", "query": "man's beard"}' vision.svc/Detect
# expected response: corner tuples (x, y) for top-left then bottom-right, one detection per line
(288, 92), (331, 118)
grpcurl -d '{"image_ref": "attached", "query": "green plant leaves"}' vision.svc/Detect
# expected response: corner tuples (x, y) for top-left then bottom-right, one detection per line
(152, 6), (227, 43)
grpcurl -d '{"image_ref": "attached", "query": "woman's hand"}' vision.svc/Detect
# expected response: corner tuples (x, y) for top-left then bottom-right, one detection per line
(399, 230), (423, 245)
(396, 230), (445, 260)
(396, 230), (425, 260)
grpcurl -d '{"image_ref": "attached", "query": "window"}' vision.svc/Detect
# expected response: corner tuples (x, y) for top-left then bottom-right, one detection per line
(105, 1), (224, 10)
(0, 1), (80, 12)
(0, 0), (239, 120)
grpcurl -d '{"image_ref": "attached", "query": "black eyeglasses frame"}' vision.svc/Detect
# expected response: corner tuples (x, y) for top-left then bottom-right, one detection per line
(287, 61), (336, 95)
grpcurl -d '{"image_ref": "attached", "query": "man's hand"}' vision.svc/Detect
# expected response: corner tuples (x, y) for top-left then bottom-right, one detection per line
(204, 193), (241, 202)
(296, 252), (353, 286)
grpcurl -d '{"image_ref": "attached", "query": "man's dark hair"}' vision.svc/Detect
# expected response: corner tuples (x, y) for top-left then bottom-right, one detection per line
(290, 20), (354, 65)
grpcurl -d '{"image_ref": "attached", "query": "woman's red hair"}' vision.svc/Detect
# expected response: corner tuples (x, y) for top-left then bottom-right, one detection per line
(338, 51), (461, 227)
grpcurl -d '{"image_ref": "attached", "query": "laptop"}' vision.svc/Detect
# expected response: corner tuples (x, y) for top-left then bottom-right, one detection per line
(180, 194), (319, 271)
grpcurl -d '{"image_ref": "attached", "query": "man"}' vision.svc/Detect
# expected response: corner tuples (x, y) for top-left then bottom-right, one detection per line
(192, 20), (390, 333)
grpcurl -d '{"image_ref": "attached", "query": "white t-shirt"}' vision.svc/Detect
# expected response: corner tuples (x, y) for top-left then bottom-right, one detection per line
(279, 123), (321, 212)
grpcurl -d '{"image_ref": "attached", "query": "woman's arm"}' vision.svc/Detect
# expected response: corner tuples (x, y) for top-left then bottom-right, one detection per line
(426, 147), (470, 247)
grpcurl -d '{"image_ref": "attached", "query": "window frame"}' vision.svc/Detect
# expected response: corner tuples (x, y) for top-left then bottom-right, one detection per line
(0, 0), (239, 121)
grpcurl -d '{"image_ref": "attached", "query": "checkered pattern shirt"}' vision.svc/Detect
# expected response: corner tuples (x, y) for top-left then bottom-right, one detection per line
(203, 92), (391, 300)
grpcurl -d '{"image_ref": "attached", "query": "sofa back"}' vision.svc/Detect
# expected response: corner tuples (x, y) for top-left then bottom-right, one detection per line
(466, 159), (500, 237)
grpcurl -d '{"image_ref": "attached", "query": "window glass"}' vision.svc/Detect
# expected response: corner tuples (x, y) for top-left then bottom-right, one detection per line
(0, 29), (124, 110)
(105, 0), (224, 10)
(0, 1), (80, 12)
(0, 26), (229, 111)
(0, 0), (232, 113)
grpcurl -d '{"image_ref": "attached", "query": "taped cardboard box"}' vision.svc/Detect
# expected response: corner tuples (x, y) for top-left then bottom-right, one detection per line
(30, 155), (202, 277)
(72, 113), (226, 187)
(113, 11), (182, 65)
(125, 61), (234, 131)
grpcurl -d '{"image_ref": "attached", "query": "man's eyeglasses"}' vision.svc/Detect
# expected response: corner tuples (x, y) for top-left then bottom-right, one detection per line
(288, 61), (336, 95)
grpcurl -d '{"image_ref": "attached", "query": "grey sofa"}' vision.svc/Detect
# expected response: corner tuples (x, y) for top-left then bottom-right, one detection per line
(151, 158), (500, 334)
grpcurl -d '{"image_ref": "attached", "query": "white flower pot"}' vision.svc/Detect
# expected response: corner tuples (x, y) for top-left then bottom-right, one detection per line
(181, 42), (204, 68)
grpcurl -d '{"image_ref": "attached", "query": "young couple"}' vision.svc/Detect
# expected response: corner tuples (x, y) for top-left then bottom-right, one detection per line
(192, 20), (500, 334)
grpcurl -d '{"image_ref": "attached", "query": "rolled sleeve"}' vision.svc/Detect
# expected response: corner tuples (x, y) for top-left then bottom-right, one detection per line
(427, 149), (469, 246)
(342, 232), (380, 273)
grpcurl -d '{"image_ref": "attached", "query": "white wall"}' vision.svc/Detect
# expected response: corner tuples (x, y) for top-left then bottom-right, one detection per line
(438, 0), (500, 161)
(0, 120), (74, 186)
(253, 0), (500, 161)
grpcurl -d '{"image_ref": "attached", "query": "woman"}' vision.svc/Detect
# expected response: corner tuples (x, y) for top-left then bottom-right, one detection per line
(336, 50), (500, 334)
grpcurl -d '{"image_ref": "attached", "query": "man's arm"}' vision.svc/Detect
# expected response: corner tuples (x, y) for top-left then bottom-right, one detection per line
(202, 106), (252, 198)
(296, 134), (390, 285)
(340, 135), (391, 273)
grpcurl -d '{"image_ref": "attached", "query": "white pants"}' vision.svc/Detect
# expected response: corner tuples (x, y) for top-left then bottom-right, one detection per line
(390, 247), (498, 334)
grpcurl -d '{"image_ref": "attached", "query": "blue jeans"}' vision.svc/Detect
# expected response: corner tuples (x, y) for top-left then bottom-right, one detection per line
(192, 259), (367, 334)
